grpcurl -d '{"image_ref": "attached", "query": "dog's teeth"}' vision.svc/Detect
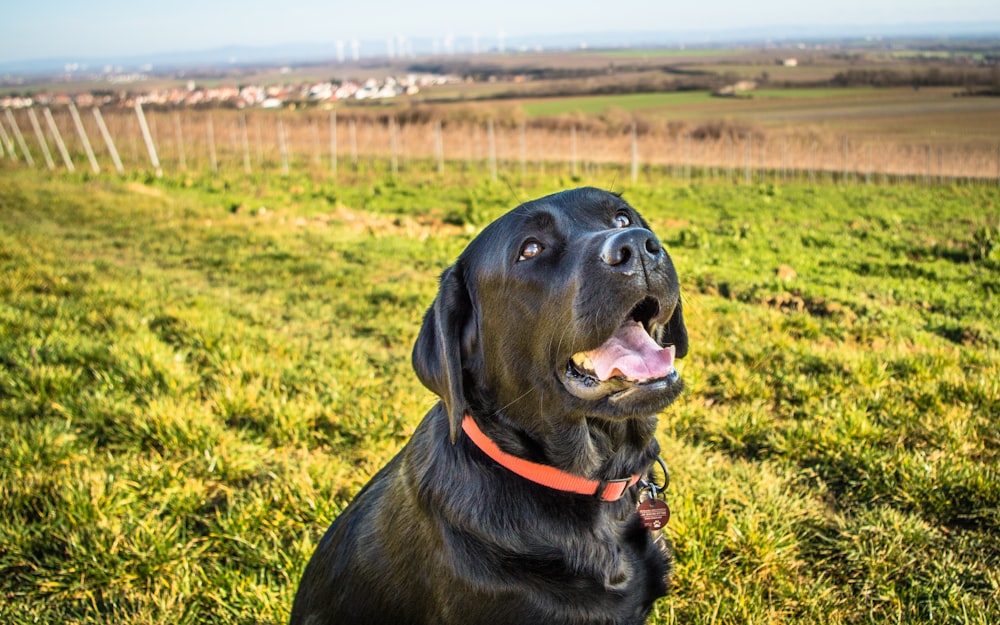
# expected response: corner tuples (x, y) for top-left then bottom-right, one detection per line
(571, 352), (594, 372)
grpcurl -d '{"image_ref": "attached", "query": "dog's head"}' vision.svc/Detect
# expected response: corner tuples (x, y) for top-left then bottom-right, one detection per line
(413, 187), (687, 442)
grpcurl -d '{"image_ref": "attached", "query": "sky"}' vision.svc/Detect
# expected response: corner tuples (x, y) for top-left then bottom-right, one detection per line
(4, 0), (1000, 63)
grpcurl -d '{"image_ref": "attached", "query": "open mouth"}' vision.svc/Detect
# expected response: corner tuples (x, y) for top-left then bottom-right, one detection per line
(563, 297), (680, 401)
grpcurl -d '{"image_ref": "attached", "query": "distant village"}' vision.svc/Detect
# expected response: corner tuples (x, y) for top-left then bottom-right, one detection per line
(0, 72), (464, 110)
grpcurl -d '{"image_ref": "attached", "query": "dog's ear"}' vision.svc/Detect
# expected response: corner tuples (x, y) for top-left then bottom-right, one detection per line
(667, 298), (688, 360)
(412, 263), (476, 444)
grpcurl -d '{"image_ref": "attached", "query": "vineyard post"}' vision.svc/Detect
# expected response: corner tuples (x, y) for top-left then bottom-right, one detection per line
(866, 144), (872, 185)
(684, 133), (691, 182)
(42, 111), (69, 171)
(207, 113), (218, 173)
(725, 134), (732, 182)
(471, 123), (480, 171)
(277, 115), (290, 175)
(228, 119), (239, 171)
(389, 116), (399, 175)
(349, 118), (358, 171)
(173, 112), (187, 170)
(92, 107), (123, 174)
(68, 103), (99, 173)
(744, 133), (751, 185)
(240, 113), (252, 174)
(4, 109), (32, 166)
(487, 119), (497, 182)
(537, 127), (545, 177)
(134, 102), (162, 177)
(841, 136), (848, 183)
(780, 135), (786, 182)
(311, 119), (321, 168)
(808, 142), (815, 184)
(759, 138), (766, 184)
(434, 119), (444, 175)
(329, 111), (337, 176)
(0, 120), (10, 159)
(254, 119), (264, 168)
(570, 125), (578, 178)
(42, 106), (76, 173)
(27, 108), (56, 170)
(519, 121), (526, 179)
(630, 123), (639, 183)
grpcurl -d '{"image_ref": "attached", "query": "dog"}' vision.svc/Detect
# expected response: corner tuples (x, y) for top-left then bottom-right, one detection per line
(290, 187), (688, 625)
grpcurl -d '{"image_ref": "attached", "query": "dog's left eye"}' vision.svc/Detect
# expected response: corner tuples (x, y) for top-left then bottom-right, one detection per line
(614, 212), (632, 228)
(518, 240), (544, 262)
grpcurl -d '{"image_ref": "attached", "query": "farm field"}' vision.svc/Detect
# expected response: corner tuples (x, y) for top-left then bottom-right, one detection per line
(1, 164), (999, 623)
(6, 79), (999, 186)
(517, 87), (1000, 145)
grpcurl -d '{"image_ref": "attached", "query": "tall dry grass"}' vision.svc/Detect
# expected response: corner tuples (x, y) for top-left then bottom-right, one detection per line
(5, 106), (999, 183)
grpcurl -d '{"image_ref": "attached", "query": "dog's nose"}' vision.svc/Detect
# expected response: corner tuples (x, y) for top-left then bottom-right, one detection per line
(600, 228), (663, 269)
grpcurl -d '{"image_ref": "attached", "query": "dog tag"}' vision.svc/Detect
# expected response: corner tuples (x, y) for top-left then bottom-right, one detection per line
(637, 497), (670, 531)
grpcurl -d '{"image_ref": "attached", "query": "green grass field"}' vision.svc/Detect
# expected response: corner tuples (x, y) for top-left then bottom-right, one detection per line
(517, 87), (1000, 146)
(2, 164), (999, 624)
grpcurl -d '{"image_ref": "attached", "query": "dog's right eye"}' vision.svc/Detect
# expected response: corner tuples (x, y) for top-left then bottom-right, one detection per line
(518, 240), (544, 262)
(614, 212), (632, 228)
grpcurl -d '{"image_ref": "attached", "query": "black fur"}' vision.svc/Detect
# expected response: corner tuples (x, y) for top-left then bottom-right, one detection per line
(290, 187), (688, 625)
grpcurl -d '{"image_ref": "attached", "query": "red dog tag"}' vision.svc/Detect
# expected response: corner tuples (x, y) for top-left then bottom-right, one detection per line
(637, 498), (670, 531)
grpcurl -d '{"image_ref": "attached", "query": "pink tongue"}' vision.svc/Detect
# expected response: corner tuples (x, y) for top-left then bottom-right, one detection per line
(585, 322), (676, 382)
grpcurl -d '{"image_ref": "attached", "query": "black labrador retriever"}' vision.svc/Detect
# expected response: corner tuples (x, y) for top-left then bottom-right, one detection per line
(290, 187), (688, 625)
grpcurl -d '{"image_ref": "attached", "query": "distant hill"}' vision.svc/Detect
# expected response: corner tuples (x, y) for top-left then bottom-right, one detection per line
(2, 21), (998, 78)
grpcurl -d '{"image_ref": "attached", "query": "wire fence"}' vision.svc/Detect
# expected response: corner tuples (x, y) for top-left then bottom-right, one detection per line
(2, 104), (999, 186)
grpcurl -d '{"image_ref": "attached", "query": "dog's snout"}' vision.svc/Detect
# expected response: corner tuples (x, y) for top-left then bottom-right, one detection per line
(600, 228), (663, 269)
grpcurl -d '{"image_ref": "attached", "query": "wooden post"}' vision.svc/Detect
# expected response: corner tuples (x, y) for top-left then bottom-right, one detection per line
(841, 136), (848, 183)
(311, 119), (321, 168)
(43, 107), (75, 172)
(329, 111), (337, 176)
(487, 119), (497, 182)
(519, 121), (526, 178)
(808, 142), (815, 184)
(173, 112), (187, 171)
(207, 113), (218, 173)
(725, 134), (733, 182)
(0, 120), (11, 159)
(434, 120), (444, 175)
(254, 119), (264, 168)
(781, 135), (788, 182)
(134, 102), (162, 177)
(759, 139), (767, 183)
(68, 103), (99, 173)
(630, 123), (639, 183)
(27, 108), (56, 170)
(389, 117), (398, 175)
(92, 107), (124, 174)
(866, 144), (872, 185)
(277, 115), (290, 175)
(744, 133), (751, 185)
(684, 133), (691, 182)
(570, 126), (578, 177)
(537, 127), (545, 176)
(4, 109), (32, 166)
(240, 113), (252, 174)
(924, 144), (931, 185)
(349, 118), (358, 171)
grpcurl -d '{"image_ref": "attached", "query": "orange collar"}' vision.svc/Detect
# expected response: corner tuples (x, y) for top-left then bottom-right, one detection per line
(461, 414), (641, 502)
